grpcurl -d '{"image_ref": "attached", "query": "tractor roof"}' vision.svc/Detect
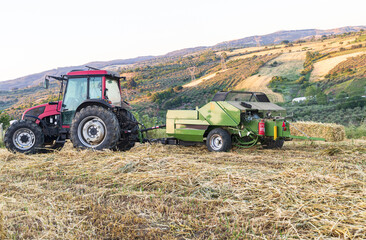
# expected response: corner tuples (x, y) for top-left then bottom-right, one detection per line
(67, 70), (120, 78)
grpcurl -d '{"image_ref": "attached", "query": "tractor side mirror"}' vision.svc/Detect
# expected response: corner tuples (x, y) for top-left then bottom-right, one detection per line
(44, 78), (49, 89)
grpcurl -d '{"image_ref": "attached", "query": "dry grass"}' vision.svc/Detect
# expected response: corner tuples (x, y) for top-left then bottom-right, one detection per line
(310, 51), (366, 81)
(0, 208), (5, 240)
(1, 139), (366, 239)
(291, 121), (346, 142)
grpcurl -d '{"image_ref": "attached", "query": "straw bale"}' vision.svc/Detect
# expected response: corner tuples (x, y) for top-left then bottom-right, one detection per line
(290, 121), (345, 141)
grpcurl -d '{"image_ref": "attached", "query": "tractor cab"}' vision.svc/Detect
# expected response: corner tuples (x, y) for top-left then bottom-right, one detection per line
(61, 70), (124, 125)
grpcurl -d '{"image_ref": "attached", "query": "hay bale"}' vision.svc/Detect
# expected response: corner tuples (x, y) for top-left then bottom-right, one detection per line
(290, 121), (345, 142)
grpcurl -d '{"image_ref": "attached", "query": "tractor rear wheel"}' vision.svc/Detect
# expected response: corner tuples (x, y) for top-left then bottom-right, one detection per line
(4, 120), (44, 154)
(206, 128), (232, 152)
(70, 106), (120, 150)
(114, 110), (139, 151)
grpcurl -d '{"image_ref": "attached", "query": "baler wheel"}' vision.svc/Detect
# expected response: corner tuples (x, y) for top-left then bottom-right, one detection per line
(206, 128), (232, 152)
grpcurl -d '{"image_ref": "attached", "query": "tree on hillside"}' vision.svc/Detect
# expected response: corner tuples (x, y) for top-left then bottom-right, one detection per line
(281, 40), (290, 45)
(0, 111), (12, 129)
(316, 91), (328, 105)
(126, 78), (137, 89)
(305, 86), (318, 98)
(336, 91), (348, 100)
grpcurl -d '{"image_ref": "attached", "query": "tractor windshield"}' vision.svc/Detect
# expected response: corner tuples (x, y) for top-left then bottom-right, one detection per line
(105, 79), (121, 107)
(62, 77), (103, 125)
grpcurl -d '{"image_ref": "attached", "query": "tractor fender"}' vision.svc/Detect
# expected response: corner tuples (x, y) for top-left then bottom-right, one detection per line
(75, 99), (113, 113)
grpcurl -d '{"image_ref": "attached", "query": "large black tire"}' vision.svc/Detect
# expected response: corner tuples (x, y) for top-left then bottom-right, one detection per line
(114, 110), (139, 151)
(261, 138), (285, 149)
(4, 120), (44, 154)
(206, 128), (232, 152)
(70, 106), (120, 150)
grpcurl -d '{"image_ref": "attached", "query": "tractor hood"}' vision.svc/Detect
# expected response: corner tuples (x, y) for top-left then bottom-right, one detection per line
(226, 101), (286, 111)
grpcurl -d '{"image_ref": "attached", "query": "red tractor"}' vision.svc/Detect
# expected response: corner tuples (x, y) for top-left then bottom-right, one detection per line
(4, 68), (139, 153)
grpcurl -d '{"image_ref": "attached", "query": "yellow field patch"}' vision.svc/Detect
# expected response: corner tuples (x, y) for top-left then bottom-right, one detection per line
(310, 51), (366, 81)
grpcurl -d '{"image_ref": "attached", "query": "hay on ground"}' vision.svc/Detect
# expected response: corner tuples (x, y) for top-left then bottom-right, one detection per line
(290, 121), (345, 142)
(0, 209), (5, 240)
(1, 140), (365, 239)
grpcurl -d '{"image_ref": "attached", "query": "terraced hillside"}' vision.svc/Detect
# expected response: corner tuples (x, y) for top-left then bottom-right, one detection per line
(1, 30), (366, 124)
(234, 52), (306, 102)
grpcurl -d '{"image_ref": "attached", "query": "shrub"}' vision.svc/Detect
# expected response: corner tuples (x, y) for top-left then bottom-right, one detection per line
(345, 122), (366, 139)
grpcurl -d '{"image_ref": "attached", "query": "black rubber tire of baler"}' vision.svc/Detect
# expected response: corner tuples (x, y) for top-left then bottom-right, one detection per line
(206, 128), (232, 152)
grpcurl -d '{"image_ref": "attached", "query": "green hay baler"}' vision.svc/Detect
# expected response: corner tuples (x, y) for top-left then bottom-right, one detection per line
(160, 91), (324, 152)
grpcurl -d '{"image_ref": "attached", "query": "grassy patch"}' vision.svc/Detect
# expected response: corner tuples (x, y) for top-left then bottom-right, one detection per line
(345, 122), (366, 139)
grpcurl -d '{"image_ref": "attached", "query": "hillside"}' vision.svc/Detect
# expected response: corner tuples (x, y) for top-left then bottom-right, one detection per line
(1, 26), (366, 128)
(234, 52), (306, 102)
(1, 140), (365, 239)
(214, 26), (366, 49)
(2, 26), (365, 91)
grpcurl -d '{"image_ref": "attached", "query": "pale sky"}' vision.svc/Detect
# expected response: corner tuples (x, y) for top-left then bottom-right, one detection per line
(0, 0), (364, 81)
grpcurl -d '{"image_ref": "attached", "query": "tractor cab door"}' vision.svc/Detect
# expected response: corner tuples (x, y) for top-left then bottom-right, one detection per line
(61, 77), (102, 125)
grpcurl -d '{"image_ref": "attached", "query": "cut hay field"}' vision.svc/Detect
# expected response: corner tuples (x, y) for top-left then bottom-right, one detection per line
(1, 140), (366, 239)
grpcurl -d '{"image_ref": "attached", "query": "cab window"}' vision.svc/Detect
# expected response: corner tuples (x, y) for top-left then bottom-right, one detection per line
(105, 79), (121, 106)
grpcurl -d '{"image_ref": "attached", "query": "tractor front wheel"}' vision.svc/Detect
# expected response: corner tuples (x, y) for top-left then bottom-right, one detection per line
(206, 128), (232, 152)
(4, 120), (44, 154)
(70, 106), (120, 150)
